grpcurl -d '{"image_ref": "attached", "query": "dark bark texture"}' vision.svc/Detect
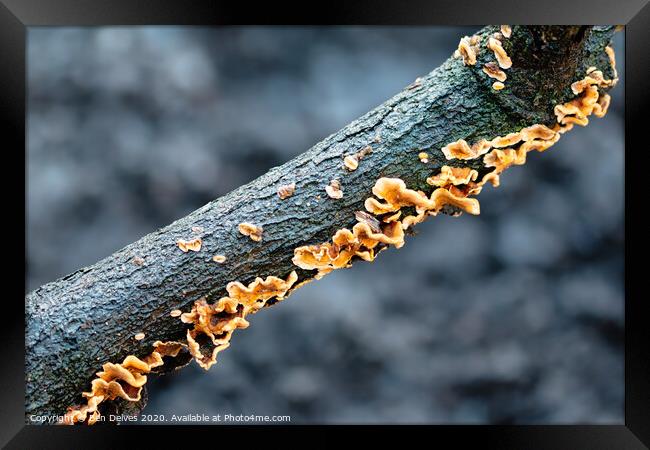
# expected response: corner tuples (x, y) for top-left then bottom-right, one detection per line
(25, 25), (618, 420)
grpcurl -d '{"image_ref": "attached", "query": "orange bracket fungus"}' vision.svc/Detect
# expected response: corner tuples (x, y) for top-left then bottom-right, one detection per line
(487, 36), (512, 69)
(238, 222), (263, 242)
(344, 155), (359, 171)
(426, 166), (479, 188)
(179, 271), (298, 370)
(62, 341), (186, 425)
(418, 152), (430, 163)
(454, 35), (481, 66)
(325, 179), (344, 199)
(500, 25), (512, 38)
(441, 138), (491, 160)
(492, 81), (505, 91)
(177, 237), (202, 253)
(482, 62), (507, 82)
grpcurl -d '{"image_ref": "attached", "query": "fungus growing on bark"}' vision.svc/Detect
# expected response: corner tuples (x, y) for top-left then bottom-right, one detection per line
(482, 62), (507, 82)
(325, 179), (343, 199)
(238, 223), (263, 242)
(426, 166), (479, 187)
(277, 183), (296, 200)
(292, 219), (406, 274)
(294, 172), (483, 278)
(500, 25), (512, 38)
(134, 333), (145, 341)
(212, 255), (227, 263)
(170, 309), (182, 318)
(454, 36), (478, 66)
(382, 211), (402, 223)
(441, 138), (491, 160)
(47, 30), (621, 427)
(178, 271), (298, 370)
(344, 155), (359, 171)
(366, 177), (481, 226)
(593, 93), (611, 118)
(418, 152), (429, 163)
(226, 271), (298, 310)
(177, 238), (202, 253)
(181, 297), (250, 369)
(62, 341), (188, 425)
(492, 81), (505, 90)
(554, 66), (616, 130)
(487, 36), (512, 69)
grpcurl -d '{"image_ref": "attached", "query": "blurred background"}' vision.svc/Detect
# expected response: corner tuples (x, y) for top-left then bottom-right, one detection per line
(27, 26), (624, 424)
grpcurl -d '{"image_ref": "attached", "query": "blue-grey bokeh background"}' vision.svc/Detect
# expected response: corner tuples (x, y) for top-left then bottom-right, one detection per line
(27, 27), (624, 424)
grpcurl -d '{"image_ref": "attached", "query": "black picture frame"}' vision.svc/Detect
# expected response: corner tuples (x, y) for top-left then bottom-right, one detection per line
(4, 0), (648, 447)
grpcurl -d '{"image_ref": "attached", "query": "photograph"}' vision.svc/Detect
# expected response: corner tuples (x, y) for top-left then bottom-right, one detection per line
(24, 25), (625, 426)
(3, 1), (647, 446)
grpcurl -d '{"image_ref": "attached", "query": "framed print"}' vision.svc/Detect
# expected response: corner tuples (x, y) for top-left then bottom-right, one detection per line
(3, 0), (648, 447)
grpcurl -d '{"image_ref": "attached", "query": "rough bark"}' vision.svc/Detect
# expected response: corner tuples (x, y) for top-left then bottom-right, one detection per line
(25, 25), (618, 421)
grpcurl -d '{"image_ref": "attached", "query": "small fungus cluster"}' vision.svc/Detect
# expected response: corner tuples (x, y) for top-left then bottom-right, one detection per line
(63, 341), (185, 425)
(293, 176), (481, 279)
(180, 271), (298, 369)
(177, 237), (202, 253)
(343, 145), (373, 172)
(454, 35), (481, 66)
(325, 179), (344, 199)
(238, 222), (263, 242)
(482, 61), (507, 82)
(554, 68), (615, 129)
(487, 36), (512, 70)
(472, 28), (513, 91)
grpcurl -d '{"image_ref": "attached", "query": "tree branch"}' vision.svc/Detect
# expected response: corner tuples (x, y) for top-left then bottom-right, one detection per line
(25, 25), (619, 423)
